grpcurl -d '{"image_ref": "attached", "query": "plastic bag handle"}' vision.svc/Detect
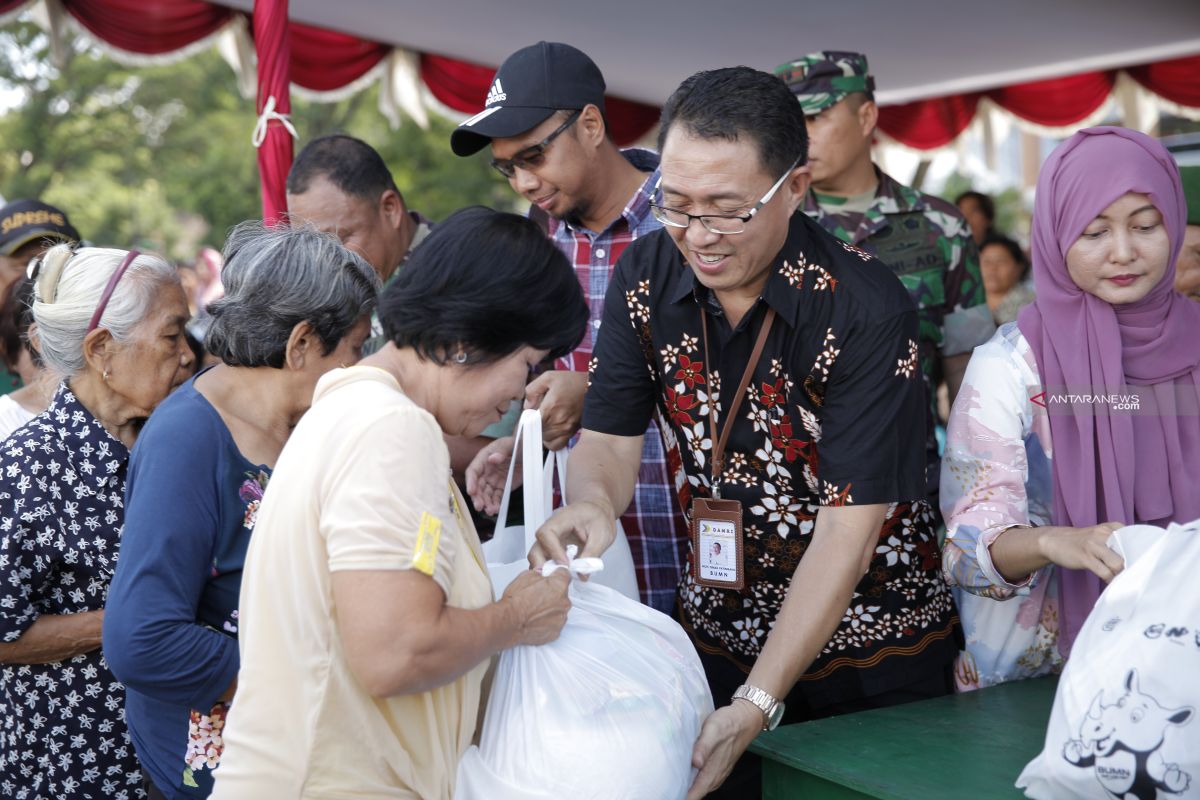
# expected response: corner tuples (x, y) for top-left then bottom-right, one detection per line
(494, 409), (547, 552)
(540, 544), (606, 578)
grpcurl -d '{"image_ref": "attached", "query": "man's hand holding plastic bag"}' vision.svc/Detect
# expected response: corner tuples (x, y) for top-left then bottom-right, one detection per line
(686, 702), (765, 800)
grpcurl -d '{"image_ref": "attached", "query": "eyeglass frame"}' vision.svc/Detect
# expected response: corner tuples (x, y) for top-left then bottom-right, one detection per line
(649, 157), (802, 235)
(489, 109), (583, 178)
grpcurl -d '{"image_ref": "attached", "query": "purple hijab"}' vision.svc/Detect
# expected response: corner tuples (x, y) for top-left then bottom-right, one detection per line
(1017, 127), (1200, 656)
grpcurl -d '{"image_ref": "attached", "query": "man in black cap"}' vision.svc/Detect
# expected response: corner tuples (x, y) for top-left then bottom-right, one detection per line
(453, 42), (690, 615)
(0, 199), (80, 296)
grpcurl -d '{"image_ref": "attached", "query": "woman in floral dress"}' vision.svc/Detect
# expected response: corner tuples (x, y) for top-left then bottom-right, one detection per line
(941, 127), (1200, 690)
(0, 244), (194, 799)
(103, 223), (378, 799)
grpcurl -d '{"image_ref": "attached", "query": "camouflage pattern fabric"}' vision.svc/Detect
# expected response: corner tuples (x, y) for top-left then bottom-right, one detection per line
(775, 51), (875, 115)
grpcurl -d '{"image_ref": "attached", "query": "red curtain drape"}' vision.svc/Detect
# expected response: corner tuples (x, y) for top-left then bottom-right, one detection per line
(420, 53), (660, 146)
(62, 0), (231, 55)
(27, 0), (1199, 152)
(252, 0), (291, 223)
(988, 71), (1116, 126)
(877, 92), (981, 150)
(289, 21), (389, 92)
(876, 71), (1119, 149)
(1129, 54), (1200, 108)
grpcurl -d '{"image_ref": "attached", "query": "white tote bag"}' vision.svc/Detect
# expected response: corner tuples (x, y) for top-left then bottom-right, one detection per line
(1017, 519), (1200, 800)
(482, 409), (640, 602)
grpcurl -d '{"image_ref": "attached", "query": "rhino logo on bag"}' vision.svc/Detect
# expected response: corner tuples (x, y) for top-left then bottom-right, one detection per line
(1063, 669), (1193, 800)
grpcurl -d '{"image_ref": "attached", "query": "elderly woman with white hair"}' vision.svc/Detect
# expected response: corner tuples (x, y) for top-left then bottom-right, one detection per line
(103, 222), (378, 800)
(0, 244), (194, 798)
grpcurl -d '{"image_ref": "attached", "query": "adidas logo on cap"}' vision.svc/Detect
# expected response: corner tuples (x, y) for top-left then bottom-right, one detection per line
(485, 79), (507, 106)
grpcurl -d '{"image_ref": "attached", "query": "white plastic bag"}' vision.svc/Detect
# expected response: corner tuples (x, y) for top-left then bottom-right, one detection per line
(456, 558), (714, 800)
(483, 408), (639, 602)
(1017, 519), (1200, 799)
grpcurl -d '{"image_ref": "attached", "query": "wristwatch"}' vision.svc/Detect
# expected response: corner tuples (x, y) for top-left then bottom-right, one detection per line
(733, 684), (785, 731)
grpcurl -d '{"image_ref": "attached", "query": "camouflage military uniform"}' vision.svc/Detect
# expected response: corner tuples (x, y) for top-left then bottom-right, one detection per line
(777, 50), (995, 505)
(804, 171), (994, 501)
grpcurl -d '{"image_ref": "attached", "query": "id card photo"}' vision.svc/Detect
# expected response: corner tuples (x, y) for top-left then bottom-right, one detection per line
(698, 518), (737, 583)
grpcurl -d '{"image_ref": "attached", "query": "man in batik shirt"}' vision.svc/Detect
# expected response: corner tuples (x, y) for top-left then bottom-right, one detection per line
(532, 66), (958, 800)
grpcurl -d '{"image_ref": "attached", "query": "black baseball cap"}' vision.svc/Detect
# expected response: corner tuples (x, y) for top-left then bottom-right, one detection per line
(450, 41), (607, 157)
(0, 199), (80, 256)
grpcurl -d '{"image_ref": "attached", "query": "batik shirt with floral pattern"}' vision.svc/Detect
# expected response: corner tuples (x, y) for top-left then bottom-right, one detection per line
(583, 212), (959, 705)
(0, 383), (145, 799)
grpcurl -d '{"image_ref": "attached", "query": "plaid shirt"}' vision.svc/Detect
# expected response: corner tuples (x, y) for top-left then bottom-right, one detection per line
(547, 148), (689, 613)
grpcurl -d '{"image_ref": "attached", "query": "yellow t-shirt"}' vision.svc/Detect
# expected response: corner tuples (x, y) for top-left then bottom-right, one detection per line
(211, 366), (493, 799)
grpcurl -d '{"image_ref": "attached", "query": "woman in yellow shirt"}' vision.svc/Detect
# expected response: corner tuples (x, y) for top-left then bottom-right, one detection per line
(211, 207), (588, 799)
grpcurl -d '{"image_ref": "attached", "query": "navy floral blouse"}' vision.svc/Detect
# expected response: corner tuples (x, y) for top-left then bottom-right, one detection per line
(0, 383), (145, 799)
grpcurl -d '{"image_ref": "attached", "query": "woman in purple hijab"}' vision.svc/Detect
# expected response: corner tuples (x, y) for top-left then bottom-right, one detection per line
(939, 126), (1200, 691)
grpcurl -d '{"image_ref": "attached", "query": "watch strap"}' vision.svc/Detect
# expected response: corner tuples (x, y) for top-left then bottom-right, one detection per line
(733, 684), (780, 729)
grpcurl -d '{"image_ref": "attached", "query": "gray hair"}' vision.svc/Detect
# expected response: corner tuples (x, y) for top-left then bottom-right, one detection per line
(31, 244), (181, 379)
(205, 222), (380, 368)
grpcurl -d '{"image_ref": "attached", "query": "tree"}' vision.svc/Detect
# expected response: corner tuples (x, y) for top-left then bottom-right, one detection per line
(0, 17), (517, 259)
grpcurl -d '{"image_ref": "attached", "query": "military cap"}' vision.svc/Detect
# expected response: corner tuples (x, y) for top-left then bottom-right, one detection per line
(775, 51), (875, 115)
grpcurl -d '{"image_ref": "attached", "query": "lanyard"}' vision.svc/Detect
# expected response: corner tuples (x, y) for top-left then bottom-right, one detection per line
(700, 306), (776, 499)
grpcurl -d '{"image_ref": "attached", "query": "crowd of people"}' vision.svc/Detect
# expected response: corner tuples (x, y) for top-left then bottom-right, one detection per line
(0, 38), (1197, 800)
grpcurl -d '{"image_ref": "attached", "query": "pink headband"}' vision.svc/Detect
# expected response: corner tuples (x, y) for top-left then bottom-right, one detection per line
(87, 250), (139, 334)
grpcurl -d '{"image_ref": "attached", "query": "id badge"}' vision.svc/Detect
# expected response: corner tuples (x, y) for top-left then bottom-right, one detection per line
(691, 497), (744, 590)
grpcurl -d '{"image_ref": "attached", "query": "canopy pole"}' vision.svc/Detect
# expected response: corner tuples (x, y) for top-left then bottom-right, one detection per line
(253, 0), (294, 225)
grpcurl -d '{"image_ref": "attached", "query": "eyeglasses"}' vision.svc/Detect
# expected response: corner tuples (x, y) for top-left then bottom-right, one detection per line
(650, 158), (801, 235)
(489, 109), (582, 178)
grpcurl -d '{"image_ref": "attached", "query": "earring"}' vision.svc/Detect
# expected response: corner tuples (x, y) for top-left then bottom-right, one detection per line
(102, 369), (110, 381)
(454, 351), (468, 364)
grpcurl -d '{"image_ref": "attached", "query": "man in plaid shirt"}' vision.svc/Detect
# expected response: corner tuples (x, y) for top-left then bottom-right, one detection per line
(453, 41), (688, 613)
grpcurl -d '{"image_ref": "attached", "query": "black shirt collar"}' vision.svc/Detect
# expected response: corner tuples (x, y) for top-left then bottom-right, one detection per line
(664, 212), (819, 327)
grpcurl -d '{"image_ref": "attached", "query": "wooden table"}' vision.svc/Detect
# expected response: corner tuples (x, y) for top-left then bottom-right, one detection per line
(750, 677), (1058, 799)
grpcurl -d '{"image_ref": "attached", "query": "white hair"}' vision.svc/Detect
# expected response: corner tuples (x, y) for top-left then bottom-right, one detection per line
(31, 244), (181, 378)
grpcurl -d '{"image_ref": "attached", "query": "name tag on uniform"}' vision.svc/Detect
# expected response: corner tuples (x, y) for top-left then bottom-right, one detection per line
(691, 498), (744, 590)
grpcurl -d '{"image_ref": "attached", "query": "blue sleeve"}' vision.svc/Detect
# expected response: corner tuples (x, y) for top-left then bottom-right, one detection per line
(103, 390), (238, 709)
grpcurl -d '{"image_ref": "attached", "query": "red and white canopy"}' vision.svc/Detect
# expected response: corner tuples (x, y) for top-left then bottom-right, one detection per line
(6, 0), (1197, 213)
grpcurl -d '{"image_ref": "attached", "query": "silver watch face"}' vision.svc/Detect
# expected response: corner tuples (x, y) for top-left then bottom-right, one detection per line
(766, 701), (785, 731)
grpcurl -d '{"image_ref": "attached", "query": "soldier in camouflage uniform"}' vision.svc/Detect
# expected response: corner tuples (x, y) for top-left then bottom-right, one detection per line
(775, 51), (995, 509)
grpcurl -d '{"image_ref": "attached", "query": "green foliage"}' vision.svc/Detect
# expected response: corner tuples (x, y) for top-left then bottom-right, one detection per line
(0, 18), (516, 260)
